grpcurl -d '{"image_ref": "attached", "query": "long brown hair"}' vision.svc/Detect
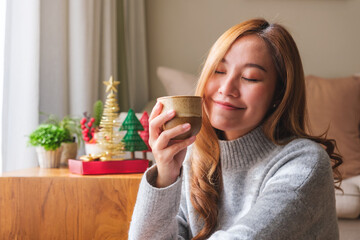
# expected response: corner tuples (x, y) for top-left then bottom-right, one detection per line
(190, 18), (342, 240)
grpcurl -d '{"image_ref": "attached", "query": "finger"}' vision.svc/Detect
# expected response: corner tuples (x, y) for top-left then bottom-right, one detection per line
(156, 123), (191, 149)
(151, 108), (176, 130)
(149, 101), (163, 122)
(149, 109), (176, 140)
(149, 110), (177, 149)
(164, 135), (196, 159)
(148, 102), (165, 144)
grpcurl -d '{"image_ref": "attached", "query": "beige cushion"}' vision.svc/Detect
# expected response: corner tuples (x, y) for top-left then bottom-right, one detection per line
(157, 66), (198, 96)
(305, 75), (360, 179)
(335, 175), (360, 219)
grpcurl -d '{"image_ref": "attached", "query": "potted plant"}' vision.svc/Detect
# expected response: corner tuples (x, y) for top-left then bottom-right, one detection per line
(42, 113), (83, 166)
(28, 124), (69, 168)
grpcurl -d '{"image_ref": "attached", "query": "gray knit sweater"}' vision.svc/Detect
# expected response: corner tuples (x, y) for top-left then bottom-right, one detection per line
(128, 127), (339, 239)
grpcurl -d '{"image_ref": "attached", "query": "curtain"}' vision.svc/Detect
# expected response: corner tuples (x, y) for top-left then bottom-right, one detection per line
(0, 0), (8, 173)
(2, 0), (40, 171)
(2, 0), (150, 172)
(122, 0), (149, 112)
(39, 0), (118, 119)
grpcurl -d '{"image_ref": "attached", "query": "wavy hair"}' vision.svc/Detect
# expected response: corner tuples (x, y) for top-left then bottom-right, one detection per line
(190, 18), (342, 240)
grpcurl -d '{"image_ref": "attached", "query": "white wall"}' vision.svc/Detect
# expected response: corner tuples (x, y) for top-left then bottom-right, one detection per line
(145, 0), (360, 100)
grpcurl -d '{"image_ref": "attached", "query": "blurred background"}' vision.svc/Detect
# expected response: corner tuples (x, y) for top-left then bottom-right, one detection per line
(1, 0), (359, 172)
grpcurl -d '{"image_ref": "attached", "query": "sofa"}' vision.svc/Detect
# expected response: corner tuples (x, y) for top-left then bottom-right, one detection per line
(306, 75), (360, 240)
(147, 66), (360, 239)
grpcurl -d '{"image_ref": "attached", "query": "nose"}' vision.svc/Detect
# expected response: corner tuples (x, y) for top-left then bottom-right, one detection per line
(218, 73), (240, 97)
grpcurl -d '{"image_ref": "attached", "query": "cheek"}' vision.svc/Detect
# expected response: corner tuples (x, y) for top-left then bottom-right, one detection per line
(246, 85), (274, 110)
(203, 84), (212, 114)
(204, 79), (218, 107)
(204, 79), (217, 96)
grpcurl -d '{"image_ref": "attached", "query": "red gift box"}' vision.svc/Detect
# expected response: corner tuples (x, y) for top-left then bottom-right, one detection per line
(68, 159), (149, 175)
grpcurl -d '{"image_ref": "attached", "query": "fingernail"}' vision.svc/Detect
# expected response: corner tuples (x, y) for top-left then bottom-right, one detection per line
(167, 110), (175, 116)
(182, 123), (190, 129)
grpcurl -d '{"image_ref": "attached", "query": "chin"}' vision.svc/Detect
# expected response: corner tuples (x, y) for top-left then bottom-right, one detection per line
(210, 116), (237, 132)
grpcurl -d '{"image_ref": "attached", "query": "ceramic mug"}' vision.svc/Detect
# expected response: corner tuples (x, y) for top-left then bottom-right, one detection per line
(157, 95), (202, 140)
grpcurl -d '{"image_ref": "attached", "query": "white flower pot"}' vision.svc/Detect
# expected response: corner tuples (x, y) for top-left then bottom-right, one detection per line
(36, 146), (63, 168)
(60, 142), (78, 167)
(85, 143), (104, 155)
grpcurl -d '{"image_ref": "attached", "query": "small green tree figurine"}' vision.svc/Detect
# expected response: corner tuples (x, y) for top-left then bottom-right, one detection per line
(120, 109), (148, 159)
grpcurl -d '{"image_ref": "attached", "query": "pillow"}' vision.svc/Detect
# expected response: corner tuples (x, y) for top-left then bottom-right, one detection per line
(305, 75), (360, 179)
(157, 66), (198, 96)
(335, 175), (360, 219)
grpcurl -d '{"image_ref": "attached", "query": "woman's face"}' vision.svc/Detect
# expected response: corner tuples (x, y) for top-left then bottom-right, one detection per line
(204, 34), (277, 140)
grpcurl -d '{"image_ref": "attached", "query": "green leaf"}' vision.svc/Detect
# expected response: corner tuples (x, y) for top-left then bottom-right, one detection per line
(28, 124), (69, 151)
(93, 100), (104, 127)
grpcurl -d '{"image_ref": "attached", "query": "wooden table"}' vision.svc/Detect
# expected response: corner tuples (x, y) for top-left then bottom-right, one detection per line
(0, 168), (143, 240)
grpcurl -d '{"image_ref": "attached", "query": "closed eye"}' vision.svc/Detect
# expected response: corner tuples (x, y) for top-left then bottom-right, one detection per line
(242, 77), (259, 82)
(215, 70), (225, 74)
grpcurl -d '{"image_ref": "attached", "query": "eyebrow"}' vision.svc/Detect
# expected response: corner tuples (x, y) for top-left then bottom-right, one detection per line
(244, 63), (267, 72)
(220, 59), (267, 73)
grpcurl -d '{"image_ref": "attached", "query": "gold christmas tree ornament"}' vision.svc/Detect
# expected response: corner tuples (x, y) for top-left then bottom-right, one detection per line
(97, 75), (125, 161)
(103, 76), (120, 93)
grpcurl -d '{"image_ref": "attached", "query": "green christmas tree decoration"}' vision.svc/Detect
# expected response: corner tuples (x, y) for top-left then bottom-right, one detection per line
(120, 109), (148, 159)
(122, 130), (148, 152)
(120, 109), (144, 131)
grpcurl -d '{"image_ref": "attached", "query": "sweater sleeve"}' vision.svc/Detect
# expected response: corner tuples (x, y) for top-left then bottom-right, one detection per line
(128, 165), (190, 240)
(209, 140), (339, 240)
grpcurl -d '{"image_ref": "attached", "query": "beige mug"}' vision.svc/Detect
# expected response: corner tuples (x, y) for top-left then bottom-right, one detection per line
(157, 96), (202, 140)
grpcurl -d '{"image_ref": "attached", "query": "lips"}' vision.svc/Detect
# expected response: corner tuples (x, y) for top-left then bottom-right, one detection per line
(213, 100), (245, 110)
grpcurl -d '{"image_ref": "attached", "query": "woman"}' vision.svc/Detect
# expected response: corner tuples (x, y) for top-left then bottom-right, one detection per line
(129, 18), (342, 240)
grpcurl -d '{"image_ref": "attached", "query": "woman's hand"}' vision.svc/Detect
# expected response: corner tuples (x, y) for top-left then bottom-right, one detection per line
(149, 102), (196, 188)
